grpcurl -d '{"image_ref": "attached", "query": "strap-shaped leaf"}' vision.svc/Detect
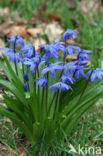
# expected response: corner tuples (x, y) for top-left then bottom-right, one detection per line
(62, 84), (103, 131)
(28, 70), (35, 93)
(28, 93), (40, 122)
(4, 96), (33, 132)
(0, 80), (28, 106)
(0, 105), (33, 142)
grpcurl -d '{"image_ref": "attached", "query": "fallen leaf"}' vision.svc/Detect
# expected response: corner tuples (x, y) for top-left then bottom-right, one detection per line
(10, 0), (15, 4)
(0, 39), (5, 56)
(27, 28), (42, 36)
(63, 0), (76, 9)
(33, 38), (46, 49)
(11, 11), (25, 23)
(0, 7), (9, 17)
(0, 18), (14, 36)
(7, 25), (28, 38)
(66, 54), (77, 62)
(35, 9), (47, 22)
(79, 0), (100, 15)
(47, 13), (61, 22)
(44, 22), (63, 42)
(17, 147), (27, 156)
(4, 151), (10, 156)
(0, 39), (5, 48)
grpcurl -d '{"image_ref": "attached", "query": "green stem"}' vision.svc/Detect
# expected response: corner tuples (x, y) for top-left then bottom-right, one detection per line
(14, 61), (18, 75)
(53, 91), (59, 119)
(41, 87), (45, 117)
(75, 70), (93, 105)
(47, 93), (56, 115)
(46, 73), (48, 114)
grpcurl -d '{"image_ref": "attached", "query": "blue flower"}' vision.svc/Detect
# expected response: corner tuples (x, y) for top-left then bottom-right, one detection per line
(75, 60), (88, 66)
(49, 82), (72, 91)
(78, 49), (92, 60)
(41, 52), (49, 62)
(75, 68), (85, 79)
(0, 48), (20, 62)
(86, 68), (103, 82)
(66, 45), (81, 55)
(6, 107), (13, 112)
(21, 44), (39, 58)
(8, 35), (24, 47)
(22, 83), (28, 91)
(39, 39), (65, 61)
(24, 57), (40, 73)
(41, 62), (64, 77)
(24, 73), (29, 81)
(60, 74), (74, 84)
(64, 62), (79, 74)
(62, 29), (78, 41)
(34, 77), (48, 87)
(64, 61), (86, 78)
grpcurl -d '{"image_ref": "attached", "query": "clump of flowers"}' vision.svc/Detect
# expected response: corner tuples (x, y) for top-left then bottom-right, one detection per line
(0, 29), (103, 153)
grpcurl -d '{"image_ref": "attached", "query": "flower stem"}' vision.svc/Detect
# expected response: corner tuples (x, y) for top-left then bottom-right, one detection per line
(13, 36), (18, 75)
(14, 61), (18, 75)
(47, 93), (56, 115)
(76, 70), (93, 105)
(41, 87), (45, 117)
(53, 91), (59, 119)
(46, 73), (48, 114)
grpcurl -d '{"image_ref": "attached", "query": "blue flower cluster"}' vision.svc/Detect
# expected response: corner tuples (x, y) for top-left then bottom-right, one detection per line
(1, 29), (103, 92)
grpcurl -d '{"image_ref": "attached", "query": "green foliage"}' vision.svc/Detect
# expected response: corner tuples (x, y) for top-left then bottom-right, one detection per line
(0, 55), (103, 155)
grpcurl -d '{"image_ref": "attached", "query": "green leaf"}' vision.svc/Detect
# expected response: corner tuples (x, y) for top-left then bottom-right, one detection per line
(0, 80), (28, 106)
(0, 105), (33, 142)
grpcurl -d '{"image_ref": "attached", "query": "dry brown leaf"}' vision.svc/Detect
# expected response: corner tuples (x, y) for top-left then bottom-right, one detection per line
(7, 25), (28, 38)
(17, 147), (27, 156)
(4, 151), (10, 156)
(63, 0), (76, 9)
(10, 0), (15, 4)
(47, 13), (61, 22)
(27, 28), (42, 36)
(0, 7), (9, 17)
(33, 38), (46, 49)
(79, 0), (100, 15)
(0, 39), (5, 56)
(44, 22), (63, 42)
(66, 54), (77, 62)
(0, 39), (5, 48)
(0, 17), (14, 36)
(11, 11), (25, 23)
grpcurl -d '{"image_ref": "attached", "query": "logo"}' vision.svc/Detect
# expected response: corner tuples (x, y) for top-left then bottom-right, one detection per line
(68, 144), (102, 155)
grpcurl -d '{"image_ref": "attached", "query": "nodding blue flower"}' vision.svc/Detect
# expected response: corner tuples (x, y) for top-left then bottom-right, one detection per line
(75, 60), (88, 66)
(49, 82), (72, 91)
(66, 45), (81, 55)
(41, 52), (49, 62)
(60, 74), (74, 84)
(64, 61), (86, 77)
(24, 57), (40, 73)
(39, 40), (65, 61)
(34, 77), (48, 87)
(21, 44), (39, 58)
(62, 29), (78, 41)
(24, 73), (29, 81)
(75, 68), (85, 79)
(86, 68), (103, 82)
(6, 107), (13, 112)
(41, 62), (64, 77)
(22, 83), (28, 91)
(64, 62), (79, 74)
(8, 35), (24, 48)
(0, 48), (20, 62)
(78, 49), (92, 60)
